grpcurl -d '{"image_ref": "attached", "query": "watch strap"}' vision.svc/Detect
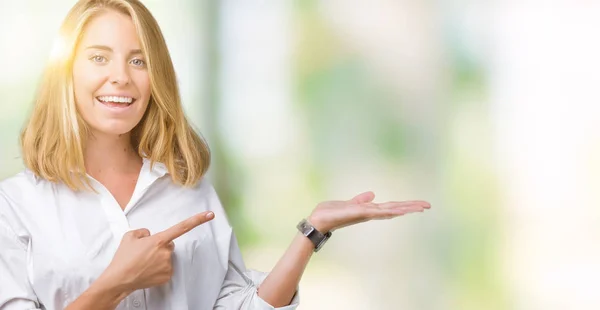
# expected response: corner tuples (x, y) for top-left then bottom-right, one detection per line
(297, 218), (332, 252)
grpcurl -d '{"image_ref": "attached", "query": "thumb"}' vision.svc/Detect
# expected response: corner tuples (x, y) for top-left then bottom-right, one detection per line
(127, 228), (151, 239)
(350, 191), (375, 204)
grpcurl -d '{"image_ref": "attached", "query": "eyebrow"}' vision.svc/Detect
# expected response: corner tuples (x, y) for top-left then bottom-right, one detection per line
(85, 45), (143, 55)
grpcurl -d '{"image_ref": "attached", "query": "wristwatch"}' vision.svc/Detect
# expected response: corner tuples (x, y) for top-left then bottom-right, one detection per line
(297, 218), (332, 252)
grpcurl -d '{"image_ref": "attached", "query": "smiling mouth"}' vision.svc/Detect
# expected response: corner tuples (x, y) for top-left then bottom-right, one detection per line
(96, 96), (136, 108)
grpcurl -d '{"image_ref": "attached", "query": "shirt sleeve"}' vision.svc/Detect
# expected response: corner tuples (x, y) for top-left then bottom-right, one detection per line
(0, 194), (42, 310)
(212, 231), (300, 310)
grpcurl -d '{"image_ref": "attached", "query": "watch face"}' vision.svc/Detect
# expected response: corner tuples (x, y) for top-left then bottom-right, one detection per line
(299, 221), (315, 235)
(297, 219), (331, 252)
(305, 226), (316, 236)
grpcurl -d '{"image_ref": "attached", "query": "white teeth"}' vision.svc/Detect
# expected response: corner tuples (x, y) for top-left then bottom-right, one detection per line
(98, 96), (133, 104)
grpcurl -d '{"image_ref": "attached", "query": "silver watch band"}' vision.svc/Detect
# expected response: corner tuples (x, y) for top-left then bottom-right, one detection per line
(296, 219), (332, 252)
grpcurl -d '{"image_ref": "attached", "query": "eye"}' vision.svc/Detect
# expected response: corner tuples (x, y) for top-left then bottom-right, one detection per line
(90, 55), (107, 63)
(130, 58), (146, 67)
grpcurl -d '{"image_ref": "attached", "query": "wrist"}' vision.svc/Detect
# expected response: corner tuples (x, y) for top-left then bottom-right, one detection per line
(91, 272), (132, 305)
(298, 218), (332, 252)
(306, 215), (330, 233)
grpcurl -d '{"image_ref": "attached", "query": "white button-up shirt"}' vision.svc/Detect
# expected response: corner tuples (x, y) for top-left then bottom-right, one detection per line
(0, 158), (299, 310)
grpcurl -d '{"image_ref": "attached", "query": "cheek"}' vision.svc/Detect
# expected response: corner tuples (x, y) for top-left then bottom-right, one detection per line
(131, 72), (151, 115)
(132, 71), (151, 98)
(72, 61), (104, 104)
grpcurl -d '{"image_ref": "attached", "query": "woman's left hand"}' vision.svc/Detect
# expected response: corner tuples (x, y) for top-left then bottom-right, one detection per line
(307, 191), (431, 233)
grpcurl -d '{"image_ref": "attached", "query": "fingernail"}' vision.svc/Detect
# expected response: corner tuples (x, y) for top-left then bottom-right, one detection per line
(206, 212), (214, 219)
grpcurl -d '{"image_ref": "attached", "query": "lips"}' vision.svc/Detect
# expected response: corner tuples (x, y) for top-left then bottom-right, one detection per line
(96, 96), (136, 108)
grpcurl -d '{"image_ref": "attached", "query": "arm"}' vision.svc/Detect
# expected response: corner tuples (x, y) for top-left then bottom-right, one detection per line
(0, 189), (214, 310)
(213, 230), (300, 310)
(255, 233), (313, 307)
(64, 277), (131, 310)
(212, 190), (429, 309)
(0, 192), (126, 310)
(0, 227), (42, 310)
(0, 191), (43, 310)
(66, 212), (215, 310)
(0, 182), (297, 310)
(257, 191), (431, 307)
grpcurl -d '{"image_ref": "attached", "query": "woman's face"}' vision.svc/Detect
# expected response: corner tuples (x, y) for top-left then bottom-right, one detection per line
(72, 10), (150, 137)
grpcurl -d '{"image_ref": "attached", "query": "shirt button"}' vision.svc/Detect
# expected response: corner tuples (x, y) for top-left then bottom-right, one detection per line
(133, 300), (141, 308)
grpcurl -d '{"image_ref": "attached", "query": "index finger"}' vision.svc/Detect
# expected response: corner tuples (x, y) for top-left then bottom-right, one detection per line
(154, 211), (215, 243)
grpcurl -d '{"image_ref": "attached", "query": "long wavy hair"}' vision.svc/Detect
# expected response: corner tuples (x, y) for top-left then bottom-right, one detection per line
(20, 0), (210, 191)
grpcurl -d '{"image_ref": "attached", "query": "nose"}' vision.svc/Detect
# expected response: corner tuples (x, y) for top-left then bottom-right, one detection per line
(108, 60), (130, 86)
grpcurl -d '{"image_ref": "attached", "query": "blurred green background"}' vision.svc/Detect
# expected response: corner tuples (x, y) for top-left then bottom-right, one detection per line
(2, 1), (600, 309)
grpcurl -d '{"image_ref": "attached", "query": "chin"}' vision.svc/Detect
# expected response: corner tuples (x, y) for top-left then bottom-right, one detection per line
(91, 122), (138, 137)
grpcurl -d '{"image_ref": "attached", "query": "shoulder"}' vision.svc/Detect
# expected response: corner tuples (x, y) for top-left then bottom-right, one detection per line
(0, 169), (61, 226)
(0, 170), (39, 204)
(0, 170), (45, 241)
(0, 170), (54, 206)
(192, 177), (220, 202)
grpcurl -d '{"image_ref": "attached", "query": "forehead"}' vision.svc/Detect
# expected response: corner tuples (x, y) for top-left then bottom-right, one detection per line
(79, 9), (141, 49)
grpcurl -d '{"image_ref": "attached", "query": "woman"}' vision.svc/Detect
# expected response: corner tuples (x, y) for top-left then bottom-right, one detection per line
(0, 0), (431, 309)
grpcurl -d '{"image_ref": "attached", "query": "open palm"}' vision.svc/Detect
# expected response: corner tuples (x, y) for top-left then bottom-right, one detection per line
(307, 191), (431, 233)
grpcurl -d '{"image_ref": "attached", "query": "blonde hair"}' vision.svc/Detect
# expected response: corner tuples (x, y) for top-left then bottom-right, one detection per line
(20, 0), (210, 191)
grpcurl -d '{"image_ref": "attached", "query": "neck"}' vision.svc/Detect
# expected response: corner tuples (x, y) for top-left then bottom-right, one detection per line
(84, 131), (142, 177)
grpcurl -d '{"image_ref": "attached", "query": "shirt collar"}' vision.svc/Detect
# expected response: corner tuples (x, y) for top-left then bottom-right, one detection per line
(142, 157), (169, 178)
